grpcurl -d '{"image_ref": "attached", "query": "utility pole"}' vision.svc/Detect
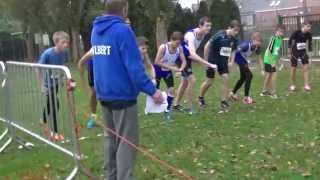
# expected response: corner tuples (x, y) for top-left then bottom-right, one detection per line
(303, 0), (308, 15)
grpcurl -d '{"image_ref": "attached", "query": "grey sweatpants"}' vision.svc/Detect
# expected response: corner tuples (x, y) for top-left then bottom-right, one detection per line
(102, 104), (138, 180)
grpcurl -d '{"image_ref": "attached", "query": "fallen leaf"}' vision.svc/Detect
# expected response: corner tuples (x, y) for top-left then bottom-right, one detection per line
(44, 164), (50, 169)
(197, 163), (203, 166)
(297, 144), (304, 148)
(193, 158), (198, 163)
(200, 170), (207, 174)
(302, 172), (312, 177)
(310, 142), (315, 147)
(250, 149), (257, 155)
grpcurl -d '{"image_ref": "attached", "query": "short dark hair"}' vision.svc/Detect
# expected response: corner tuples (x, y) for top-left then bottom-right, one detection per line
(105, 0), (128, 15)
(137, 36), (148, 46)
(170, 31), (183, 41)
(302, 20), (312, 26)
(229, 20), (241, 29)
(199, 16), (211, 26)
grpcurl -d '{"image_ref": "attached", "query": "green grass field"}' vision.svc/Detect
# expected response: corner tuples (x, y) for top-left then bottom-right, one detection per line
(1, 63), (320, 179)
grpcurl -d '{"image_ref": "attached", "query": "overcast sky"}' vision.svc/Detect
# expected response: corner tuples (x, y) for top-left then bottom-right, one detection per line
(179, 0), (198, 8)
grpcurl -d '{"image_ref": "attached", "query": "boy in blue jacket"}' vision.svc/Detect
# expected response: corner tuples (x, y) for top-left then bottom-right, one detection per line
(38, 31), (69, 141)
(91, 0), (163, 179)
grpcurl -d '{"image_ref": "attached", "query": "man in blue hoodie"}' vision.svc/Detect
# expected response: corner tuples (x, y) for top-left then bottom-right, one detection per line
(91, 0), (164, 179)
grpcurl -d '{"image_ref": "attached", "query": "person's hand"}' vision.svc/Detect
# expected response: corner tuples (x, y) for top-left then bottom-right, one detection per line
(308, 51), (314, 58)
(175, 71), (182, 77)
(261, 70), (265, 76)
(152, 90), (164, 104)
(209, 63), (217, 69)
(228, 62), (233, 68)
(172, 67), (181, 72)
(151, 79), (157, 85)
(178, 67), (184, 72)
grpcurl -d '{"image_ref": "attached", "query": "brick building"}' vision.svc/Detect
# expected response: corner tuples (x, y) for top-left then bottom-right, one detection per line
(237, 0), (320, 30)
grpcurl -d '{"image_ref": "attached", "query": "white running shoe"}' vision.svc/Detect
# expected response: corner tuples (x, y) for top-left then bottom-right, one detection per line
(304, 85), (311, 91)
(289, 85), (296, 92)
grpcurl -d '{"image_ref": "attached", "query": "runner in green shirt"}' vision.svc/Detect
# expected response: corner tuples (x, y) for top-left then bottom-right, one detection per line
(260, 25), (285, 99)
(264, 36), (283, 66)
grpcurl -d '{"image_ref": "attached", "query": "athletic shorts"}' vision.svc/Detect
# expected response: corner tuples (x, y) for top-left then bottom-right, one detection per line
(290, 52), (309, 67)
(177, 57), (193, 78)
(88, 65), (94, 87)
(181, 66), (193, 78)
(154, 65), (174, 89)
(264, 64), (276, 73)
(206, 59), (229, 78)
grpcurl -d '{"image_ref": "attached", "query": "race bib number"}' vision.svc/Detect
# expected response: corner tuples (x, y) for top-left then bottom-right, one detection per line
(220, 47), (232, 57)
(297, 43), (306, 50)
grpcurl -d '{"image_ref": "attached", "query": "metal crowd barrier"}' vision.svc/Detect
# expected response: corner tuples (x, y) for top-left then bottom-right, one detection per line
(0, 61), (12, 153)
(0, 61), (90, 179)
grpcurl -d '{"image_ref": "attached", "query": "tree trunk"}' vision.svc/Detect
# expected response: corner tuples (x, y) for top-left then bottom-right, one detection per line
(38, 33), (44, 56)
(25, 33), (35, 62)
(80, 30), (91, 52)
(70, 28), (81, 62)
(156, 16), (168, 48)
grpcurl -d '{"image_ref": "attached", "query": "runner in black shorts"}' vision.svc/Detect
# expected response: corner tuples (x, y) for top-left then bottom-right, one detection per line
(288, 21), (313, 91)
(199, 20), (241, 113)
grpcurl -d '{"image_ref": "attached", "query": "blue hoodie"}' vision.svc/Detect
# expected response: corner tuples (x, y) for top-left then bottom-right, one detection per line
(91, 15), (156, 102)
